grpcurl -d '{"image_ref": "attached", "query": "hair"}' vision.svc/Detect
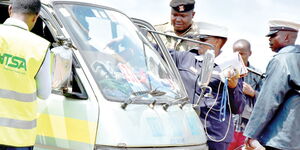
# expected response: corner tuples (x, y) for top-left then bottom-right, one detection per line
(10, 0), (41, 15)
(233, 39), (251, 53)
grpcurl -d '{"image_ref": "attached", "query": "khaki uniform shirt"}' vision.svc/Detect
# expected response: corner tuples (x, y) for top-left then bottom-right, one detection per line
(154, 22), (201, 51)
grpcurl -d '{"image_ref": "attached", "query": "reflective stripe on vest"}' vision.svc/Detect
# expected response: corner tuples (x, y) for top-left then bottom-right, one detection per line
(0, 118), (36, 129)
(0, 23), (50, 146)
(0, 89), (36, 102)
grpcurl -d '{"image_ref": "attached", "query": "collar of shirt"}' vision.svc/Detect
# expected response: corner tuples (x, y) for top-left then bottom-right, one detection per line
(3, 18), (29, 31)
(275, 45), (300, 56)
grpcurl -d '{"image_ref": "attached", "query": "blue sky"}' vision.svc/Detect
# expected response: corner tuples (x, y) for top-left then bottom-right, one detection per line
(103, 0), (300, 72)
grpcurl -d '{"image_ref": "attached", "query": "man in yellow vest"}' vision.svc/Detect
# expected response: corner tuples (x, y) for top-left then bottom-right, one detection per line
(0, 0), (51, 149)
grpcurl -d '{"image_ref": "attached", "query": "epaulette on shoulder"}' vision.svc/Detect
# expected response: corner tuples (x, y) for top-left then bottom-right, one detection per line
(155, 22), (168, 26)
(154, 22), (172, 32)
(154, 22), (169, 28)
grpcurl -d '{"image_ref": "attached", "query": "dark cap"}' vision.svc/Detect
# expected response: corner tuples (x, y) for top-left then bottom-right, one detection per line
(170, 0), (195, 12)
(266, 20), (300, 37)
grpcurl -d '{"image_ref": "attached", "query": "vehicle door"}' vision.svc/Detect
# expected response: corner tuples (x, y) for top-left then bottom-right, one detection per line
(34, 4), (99, 150)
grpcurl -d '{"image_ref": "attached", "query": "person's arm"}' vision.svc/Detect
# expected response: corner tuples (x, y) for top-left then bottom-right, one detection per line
(35, 50), (51, 99)
(244, 58), (290, 139)
(243, 81), (260, 109)
(243, 82), (256, 97)
(228, 78), (246, 114)
(225, 68), (246, 114)
(152, 42), (182, 68)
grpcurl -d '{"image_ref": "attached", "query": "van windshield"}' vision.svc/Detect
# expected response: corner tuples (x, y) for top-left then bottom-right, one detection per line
(54, 3), (186, 102)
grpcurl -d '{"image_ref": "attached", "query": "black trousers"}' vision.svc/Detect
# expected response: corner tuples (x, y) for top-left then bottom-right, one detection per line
(0, 145), (33, 150)
(207, 141), (230, 150)
(265, 146), (281, 150)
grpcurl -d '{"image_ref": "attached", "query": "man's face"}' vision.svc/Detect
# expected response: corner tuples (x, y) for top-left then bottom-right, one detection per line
(171, 9), (194, 34)
(198, 37), (214, 54)
(269, 32), (286, 52)
(199, 36), (226, 56)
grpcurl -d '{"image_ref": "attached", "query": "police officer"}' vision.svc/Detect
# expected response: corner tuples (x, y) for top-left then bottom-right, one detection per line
(166, 23), (246, 150)
(196, 22), (228, 56)
(0, 0), (51, 149)
(154, 0), (202, 51)
(244, 20), (300, 150)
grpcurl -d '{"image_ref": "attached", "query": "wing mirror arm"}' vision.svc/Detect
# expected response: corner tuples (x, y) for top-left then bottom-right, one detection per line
(56, 35), (73, 49)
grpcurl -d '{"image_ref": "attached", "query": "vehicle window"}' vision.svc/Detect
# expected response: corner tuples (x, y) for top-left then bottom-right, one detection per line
(54, 4), (185, 103)
(0, 4), (9, 23)
(30, 17), (56, 47)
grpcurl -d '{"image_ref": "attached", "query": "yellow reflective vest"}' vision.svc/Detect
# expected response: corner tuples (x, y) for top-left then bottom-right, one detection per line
(0, 21), (50, 146)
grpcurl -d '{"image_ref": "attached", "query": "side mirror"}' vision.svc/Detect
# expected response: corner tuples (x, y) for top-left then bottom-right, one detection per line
(194, 50), (215, 107)
(51, 46), (72, 90)
(198, 49), (215, 87)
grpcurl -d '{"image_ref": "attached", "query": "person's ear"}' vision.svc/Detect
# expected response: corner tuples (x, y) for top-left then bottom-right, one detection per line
(285, 33), (289, 40)
(31, 14), (39, 24)
(28, 14), (39, 31)
(283, 33), (291, 45)
(192, 11), (195, 17)
(8, 5), (12, 16)
(217, 38), (227, 50)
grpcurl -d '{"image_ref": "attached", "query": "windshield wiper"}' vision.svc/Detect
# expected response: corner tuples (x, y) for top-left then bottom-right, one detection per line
(132, 88), (166, 97)
(121, 89), (166, 110)
(149, 88), (166, 96)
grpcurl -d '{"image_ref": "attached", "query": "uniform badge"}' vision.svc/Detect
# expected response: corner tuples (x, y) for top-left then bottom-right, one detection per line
(179, 5), (185, 12)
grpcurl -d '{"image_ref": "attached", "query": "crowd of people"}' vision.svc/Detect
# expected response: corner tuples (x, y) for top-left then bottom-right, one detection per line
(154, 0), (300, 150)
(1, 0), (300, 150)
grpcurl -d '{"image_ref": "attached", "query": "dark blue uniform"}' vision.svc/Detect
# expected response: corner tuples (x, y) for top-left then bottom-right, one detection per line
(169, 49), (246, 149)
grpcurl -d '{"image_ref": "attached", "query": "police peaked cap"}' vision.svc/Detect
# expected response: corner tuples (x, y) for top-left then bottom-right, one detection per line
(170, 0), (195, 12)
(266, 20), (300, 37)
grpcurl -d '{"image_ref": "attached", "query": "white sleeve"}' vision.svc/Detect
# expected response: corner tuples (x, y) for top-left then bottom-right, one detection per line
(35, 50), (51, 99)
